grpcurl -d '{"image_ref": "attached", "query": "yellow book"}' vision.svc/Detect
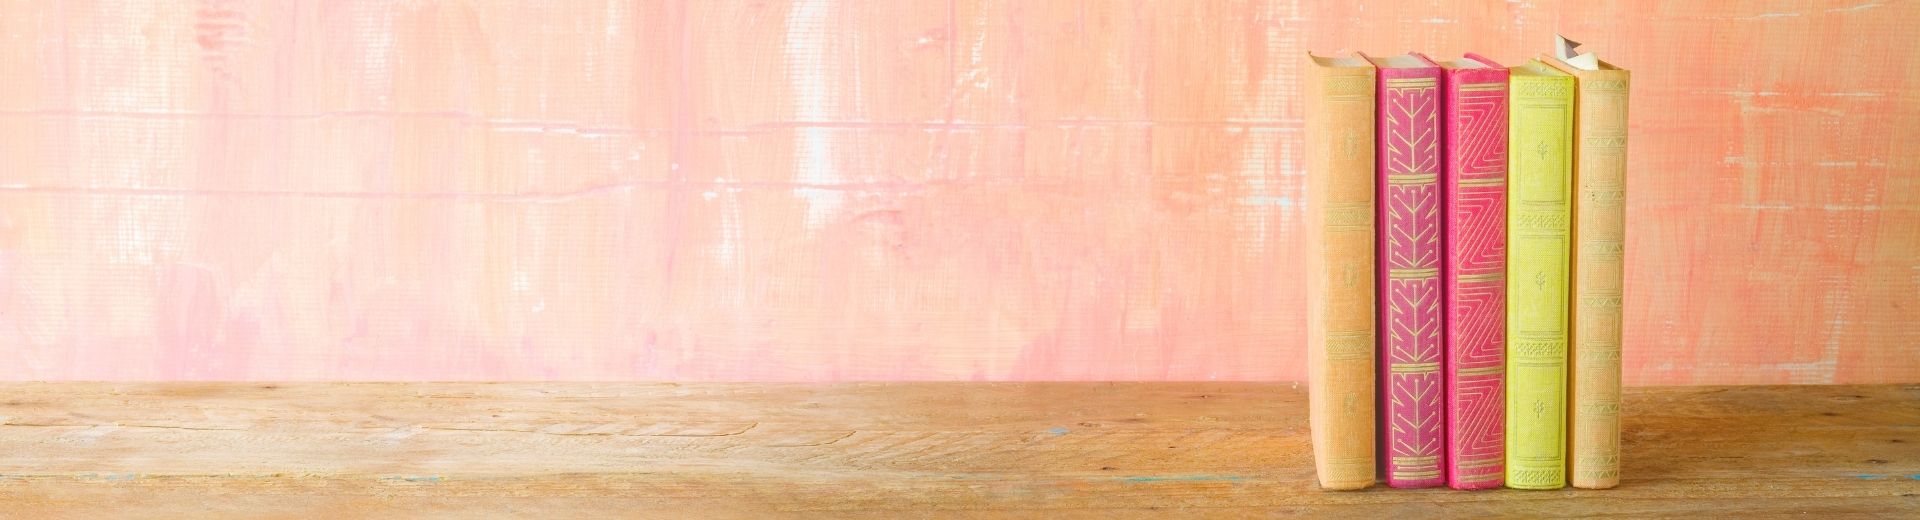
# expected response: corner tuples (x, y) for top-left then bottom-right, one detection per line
(1544, 41), (1630, 490)
(1304, 52), (1377, 491)
(1505, 60), (1573, 490)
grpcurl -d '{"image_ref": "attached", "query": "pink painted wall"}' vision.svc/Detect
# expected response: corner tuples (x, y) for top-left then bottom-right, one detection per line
(0, 1), (1915, 383)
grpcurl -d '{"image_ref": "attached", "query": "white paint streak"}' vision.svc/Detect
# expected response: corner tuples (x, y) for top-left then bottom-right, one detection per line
(786, 0), (844, 230)
(1723, 90), (1884, 98)
(967, 15), (992, 90)
(715, 181), (742, 265)
(511, 269), (531, 293)
(490, 124), (624, 138)
(105, 198), (184, 265)
(1239, 195), (1295, 208)
(352, 1), (396, 108)
(1237, 6), (1291, 257)
(1732, 203), (1896, 212)
(1711, 11), (1806, 20)
(1777, 271), (1853, 383)
(1827, 3), (1882, 13)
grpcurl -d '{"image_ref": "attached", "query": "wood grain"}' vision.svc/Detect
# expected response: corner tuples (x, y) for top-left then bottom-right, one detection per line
(0, 1), (1916, 382)
(0, 383), (1914, 517)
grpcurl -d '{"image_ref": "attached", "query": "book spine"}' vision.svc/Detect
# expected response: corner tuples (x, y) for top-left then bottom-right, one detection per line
(1305, 58), (1377, 491)
(1442, 66), (1508, 490)
(1377, 66), (1445, 489)
(1569, 68), (1629, 490)
(1505, 69), (1572, 490)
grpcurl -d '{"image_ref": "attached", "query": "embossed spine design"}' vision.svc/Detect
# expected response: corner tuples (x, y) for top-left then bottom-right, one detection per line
(1442, 59), (1509, 490)
(1306, 55), (1377, 490)
(1376, 62), (1445, 489)
(1563, 63), (1629, 490)
(1505, 63), (1572, 490)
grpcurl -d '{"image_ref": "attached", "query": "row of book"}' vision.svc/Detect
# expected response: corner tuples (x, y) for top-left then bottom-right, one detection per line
(1304, 37), (1629, 491)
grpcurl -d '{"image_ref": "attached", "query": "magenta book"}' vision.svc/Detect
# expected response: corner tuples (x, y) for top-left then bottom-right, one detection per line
(1437, 53), (1509, 490)
(1369, 53), (1446, 489)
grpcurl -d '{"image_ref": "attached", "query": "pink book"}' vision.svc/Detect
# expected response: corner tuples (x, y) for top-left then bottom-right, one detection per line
(1436, 53), (1508, 490)
(1368, 53), (1445, 489)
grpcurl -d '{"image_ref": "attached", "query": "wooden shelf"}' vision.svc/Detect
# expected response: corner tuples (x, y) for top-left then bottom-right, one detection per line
(0, 383), (1914, 517)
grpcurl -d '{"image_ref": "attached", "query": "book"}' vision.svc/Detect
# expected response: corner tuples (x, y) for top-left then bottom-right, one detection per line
(1367, 52), (1445, 489)
(1436, 53), (1509, 490)
(1505, 59), (1573, 490)
(1305, 52), (1377, 491)
(1544, 37), (1629, 490)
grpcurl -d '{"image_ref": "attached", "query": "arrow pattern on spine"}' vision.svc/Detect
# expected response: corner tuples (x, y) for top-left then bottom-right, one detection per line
(1382, 78), (1444, 485)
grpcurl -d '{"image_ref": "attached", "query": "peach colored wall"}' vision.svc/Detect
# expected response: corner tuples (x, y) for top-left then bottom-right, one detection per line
(0, 1), (1914, 383)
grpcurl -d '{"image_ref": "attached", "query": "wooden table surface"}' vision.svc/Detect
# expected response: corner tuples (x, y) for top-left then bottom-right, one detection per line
(0, 383), (1914, 518)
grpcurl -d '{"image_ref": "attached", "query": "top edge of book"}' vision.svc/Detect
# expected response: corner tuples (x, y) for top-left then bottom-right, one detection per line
(1363, 52), (1440, 70)
(1438, 53), (1504, 70)
(1308, 52), (1374, 69)
(1512, 59), (1574, 77)
(1541, 53), (1628, 73)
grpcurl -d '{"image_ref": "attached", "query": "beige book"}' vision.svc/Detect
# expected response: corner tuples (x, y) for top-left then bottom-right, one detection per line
(1544, 37), (1629, 490)
(1305, 52), (1377, 491)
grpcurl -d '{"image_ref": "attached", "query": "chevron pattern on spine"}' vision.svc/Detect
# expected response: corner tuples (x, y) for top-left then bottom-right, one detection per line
(1444, 74), (1509, 490)
(1378, 71), (1444, 488)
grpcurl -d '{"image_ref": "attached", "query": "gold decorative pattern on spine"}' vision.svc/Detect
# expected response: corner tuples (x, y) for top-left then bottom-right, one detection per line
(1457, 272), (1503, 283)
(1456, 366), (1503, 376)
(1459, 472), (1504, 482)
(1389, 267), (1438, 279)
(1388, 173), (1438, 185)
(1390, 362), (1440, 374)
(1457, 457), (1502, 469)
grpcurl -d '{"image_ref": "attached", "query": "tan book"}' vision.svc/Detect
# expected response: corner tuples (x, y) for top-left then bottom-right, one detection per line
(1544, 37), (1629, 490)
(1305, 52), (1377, 491)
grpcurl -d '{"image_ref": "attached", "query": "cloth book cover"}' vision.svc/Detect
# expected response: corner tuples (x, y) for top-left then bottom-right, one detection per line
(1305, 52), (1378, 491)
(1544, 39), (1630, 490)
(1436, 53), (1509, 490)
(1368, 53), (1446, 489)
(1505, 59), (1574, 490)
